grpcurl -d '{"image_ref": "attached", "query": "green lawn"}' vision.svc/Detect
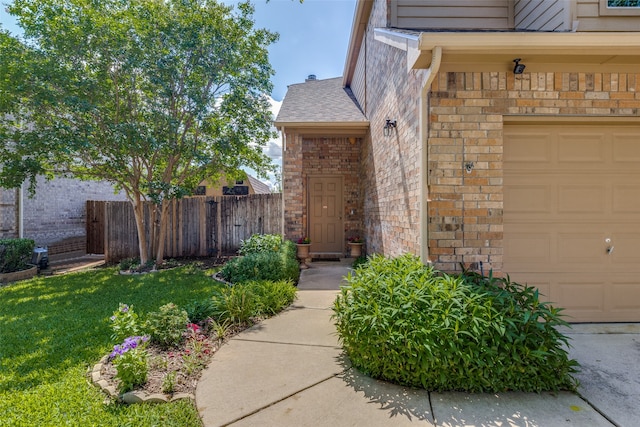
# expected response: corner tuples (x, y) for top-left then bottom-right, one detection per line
(0, 266), (223, 427)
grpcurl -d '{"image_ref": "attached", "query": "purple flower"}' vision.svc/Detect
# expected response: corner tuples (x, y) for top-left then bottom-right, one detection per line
(108, 335), (149, 361)
(120, 304), (129, 313)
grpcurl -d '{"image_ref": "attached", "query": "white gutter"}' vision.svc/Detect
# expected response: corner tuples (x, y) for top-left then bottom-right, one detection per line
(419, 46), (442, 264)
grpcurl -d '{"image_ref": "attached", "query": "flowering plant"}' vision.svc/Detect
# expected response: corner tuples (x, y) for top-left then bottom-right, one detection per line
(110, 303), (141, 343)
(108, 335), (149, 392)
(348, 236), (363, 243)
(182, 323), (213, 375)
(297, 236), (311, 244)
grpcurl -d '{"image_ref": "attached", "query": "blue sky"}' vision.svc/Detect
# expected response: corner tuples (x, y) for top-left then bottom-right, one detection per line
(226, 0), (356, 102)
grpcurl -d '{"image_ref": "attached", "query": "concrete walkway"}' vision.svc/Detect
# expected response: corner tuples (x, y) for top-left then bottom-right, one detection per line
(196, 260), (635, 427)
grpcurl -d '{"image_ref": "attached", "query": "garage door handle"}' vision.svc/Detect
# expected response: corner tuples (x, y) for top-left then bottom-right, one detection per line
(606, 246), (614, 255)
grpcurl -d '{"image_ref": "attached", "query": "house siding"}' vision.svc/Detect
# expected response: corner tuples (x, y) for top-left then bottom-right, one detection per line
(391, 0), (514, 30)
(0, 176), (126, 247)
(427, 71), (640, 273)
(351, 37), (368, 115)
(514, 0), (570, 31)
(576, 0), (640, 30)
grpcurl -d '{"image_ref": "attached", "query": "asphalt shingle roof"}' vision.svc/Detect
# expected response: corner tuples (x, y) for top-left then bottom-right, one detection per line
(247, 175), (271, 194)
(275, 77), (367, 125)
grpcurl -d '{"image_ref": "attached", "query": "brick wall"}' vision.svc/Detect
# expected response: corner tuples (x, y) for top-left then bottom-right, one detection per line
(283, 133), (304, 240)
(283, 134), (362, 248)
(357, 0), (426, 257)
(427, 71), (640, 273)
(0, 176), (126, 248)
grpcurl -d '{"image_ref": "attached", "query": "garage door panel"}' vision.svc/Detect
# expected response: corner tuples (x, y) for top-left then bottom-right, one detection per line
(608, 278), (640, 318)
(554, 282), (604, 313)
(504, 123), (640, 322)
(557, 133), (606, 163)
(504, 185), (551, 213)
(557, 233), (603, 264)
(613, 135), (640, 162)
(609, 232), (640, 265)
(612, 185), (640, 213)
(558, 185), (606, 214)
(503, 232), (551, 264)
(504, 132), (552, 166)
(610, 281), (640, 312)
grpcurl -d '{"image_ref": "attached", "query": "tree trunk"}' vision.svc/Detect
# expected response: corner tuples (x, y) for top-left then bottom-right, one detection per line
(131, 196), (149, 265)
(149, 204), (158, 261)
(154, 199), (171, 267)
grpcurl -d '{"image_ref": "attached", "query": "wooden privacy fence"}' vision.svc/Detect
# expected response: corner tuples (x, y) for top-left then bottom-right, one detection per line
(87, 194), (282, 262)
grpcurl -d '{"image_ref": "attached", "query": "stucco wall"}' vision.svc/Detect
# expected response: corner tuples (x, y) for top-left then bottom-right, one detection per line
(0, 176), (126, 247)
(427, 71), (640, 273)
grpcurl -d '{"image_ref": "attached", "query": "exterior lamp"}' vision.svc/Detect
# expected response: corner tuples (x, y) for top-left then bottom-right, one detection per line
(513, 58), (526, 74)
(383, 119), (397, 137)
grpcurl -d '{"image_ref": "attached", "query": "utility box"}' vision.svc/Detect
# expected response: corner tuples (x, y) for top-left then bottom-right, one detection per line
(32, 247), (49, 270)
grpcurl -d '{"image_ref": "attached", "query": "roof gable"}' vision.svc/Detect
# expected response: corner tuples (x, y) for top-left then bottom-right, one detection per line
(275, 77), (367, 127)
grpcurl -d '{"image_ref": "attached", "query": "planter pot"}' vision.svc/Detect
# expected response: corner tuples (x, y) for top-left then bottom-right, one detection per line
(0, 265), (38, 284)
(296, 243), (311, 259)
(348, 242), (363, 258)
(296, 244), (311, 268)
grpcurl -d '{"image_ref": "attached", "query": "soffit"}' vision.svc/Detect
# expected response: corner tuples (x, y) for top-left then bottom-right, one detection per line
(375, 29), (640, 73)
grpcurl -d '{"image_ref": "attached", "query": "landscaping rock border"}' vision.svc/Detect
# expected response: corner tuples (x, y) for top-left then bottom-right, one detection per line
(0, 265), (38, 285)
(89, 356), (194, 404)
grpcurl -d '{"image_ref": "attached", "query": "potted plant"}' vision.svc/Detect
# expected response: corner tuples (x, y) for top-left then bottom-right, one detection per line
(347, 236), (364, 258)
(295, 237), (311, 268)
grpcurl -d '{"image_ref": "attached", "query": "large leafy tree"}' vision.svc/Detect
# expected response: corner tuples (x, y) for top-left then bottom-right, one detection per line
(0, 0), (277, 265)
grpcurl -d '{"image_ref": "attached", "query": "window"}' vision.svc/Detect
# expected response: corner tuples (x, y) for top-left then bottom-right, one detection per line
(235, 180), (244, 185)
(600, 0), (640, 15)
(223, 186), (249, 196)
(194, 186), (206, 195)
(608, 0), (640, 6)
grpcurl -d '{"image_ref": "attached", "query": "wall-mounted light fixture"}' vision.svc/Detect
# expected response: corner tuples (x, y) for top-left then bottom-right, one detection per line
(465, 162), (475, 173)
(513, 58), (526, 75)
(383, 119), (397, 137)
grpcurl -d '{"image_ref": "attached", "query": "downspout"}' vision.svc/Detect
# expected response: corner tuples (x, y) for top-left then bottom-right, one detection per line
(280, 127), (286, 238)
(17, 183), (24, 238)
(419, 46), (442, 264)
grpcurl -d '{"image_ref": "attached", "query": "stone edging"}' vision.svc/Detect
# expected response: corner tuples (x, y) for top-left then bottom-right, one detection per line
(0, 265), (38, 284)
(89, 356), (194, 404)
(212, 272), (233, 286)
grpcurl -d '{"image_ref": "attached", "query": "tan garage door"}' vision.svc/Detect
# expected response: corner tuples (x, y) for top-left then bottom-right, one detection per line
(503, 122), (640, 322)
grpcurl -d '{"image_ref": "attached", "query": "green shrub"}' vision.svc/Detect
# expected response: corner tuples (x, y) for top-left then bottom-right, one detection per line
(211, 280), (297, 324)
(351, 255), (368, 270)
(108, 336), (149, 393)
(145, 303), (189, 348)
(220, 240), (299, 284)
(211, 284), (257, 324)
(109, 303), (141, 343)
(239, 234), (283, 255)
(118, 257), (140, 271)
(184, 299), (216, 324)
(333, 253), (578, 393)
(0, 238), (35, 273)
(249, 280), (297, 316)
